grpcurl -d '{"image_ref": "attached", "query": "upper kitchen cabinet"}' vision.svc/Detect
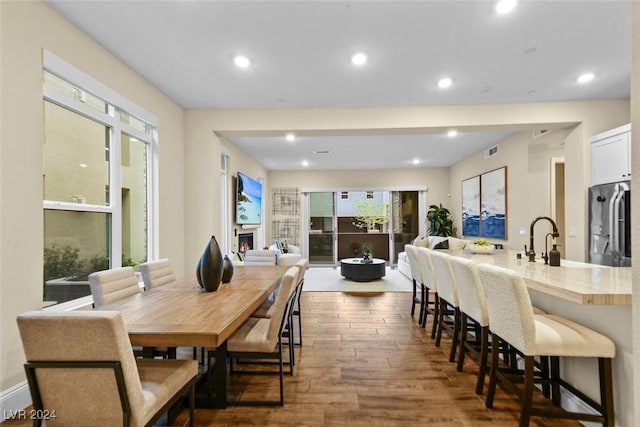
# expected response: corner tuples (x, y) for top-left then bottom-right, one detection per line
(591, 124), (631, 185)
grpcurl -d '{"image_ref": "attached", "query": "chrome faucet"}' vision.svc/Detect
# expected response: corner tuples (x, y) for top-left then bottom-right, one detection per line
(528, 216), (559, 262)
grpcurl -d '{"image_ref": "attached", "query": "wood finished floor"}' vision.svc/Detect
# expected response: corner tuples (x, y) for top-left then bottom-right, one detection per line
(171, 291), (579, 427)
(2, 292), (581, 427)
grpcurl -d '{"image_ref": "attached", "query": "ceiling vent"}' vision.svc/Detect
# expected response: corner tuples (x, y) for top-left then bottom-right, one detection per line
(484, 145), (498, 159)
(533, 129), (551, 139)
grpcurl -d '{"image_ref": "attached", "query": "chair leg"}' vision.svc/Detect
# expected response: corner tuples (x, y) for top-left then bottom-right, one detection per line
(456, 313), (468, 372)
(411, 279), (417, 316)
(418, 284), (426, 326)
(599, 358), (615, 427)
(476, 326), (489, 395)
(435, 298), (445, 347)
(430, 293), (439, 339)
(485, 334), (500, 408)
(449, 307), (460, 363)
(519, 356), (535, 427)
(420, 287), (429, 328)
(189, 379), (195, 427)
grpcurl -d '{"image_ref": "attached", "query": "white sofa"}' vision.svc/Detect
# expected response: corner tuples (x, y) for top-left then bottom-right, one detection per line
(268, 243), (302, 266)
(397, 236), (472, 280)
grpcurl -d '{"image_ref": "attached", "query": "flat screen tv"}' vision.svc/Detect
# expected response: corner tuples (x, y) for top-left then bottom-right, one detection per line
(236, 172), (262, 225)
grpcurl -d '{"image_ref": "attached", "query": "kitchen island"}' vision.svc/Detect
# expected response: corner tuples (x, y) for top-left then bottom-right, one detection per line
(448, 248), (633, 425)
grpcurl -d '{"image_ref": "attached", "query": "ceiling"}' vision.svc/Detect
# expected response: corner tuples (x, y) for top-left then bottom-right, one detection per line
(47, 0), (631, 170)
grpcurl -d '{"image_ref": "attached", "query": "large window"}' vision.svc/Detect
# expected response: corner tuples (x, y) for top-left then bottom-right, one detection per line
(42, 56), (157, 307)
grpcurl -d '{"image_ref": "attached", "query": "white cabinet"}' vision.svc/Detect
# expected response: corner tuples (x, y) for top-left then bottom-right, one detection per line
(591, 124), (631, 185)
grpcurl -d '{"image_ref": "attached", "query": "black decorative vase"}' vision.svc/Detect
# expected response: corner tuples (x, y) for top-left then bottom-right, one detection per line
(221, 255), (234, 283)
(196, 235), (224, 292)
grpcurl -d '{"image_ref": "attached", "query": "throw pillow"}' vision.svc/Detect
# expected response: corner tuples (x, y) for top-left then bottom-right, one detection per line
(414, 236), (430, 248)
(448, 237), (470, 250)
(433, 239), (450, 250)
(282, 241), (290, 254)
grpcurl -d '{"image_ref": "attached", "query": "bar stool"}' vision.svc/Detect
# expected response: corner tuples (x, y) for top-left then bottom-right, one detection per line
(429, 250), (460, 363)
(477, 263), (615, 427)
(449, 256), (490, 394)
(416, 247), (439, 338)
(404, 245), (425, 324)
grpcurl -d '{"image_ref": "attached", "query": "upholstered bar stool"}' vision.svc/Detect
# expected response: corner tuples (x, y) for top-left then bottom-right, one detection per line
(416, 247), (439, 338)
(477, 263), (615, 427)
(449, 256), (490, 394)
(404, 245), (425, 323)
(139, 258), (175, 289)
(429, 250), (460, 363)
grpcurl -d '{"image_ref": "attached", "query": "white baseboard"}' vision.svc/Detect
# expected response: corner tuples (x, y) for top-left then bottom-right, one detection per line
(0, 381), (31, 421)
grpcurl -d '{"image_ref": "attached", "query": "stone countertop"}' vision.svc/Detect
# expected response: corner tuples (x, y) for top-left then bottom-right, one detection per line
(449, 248), (632, 305)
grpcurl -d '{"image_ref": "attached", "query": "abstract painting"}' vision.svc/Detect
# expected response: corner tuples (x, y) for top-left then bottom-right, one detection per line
(462, 176), (481, 237)
(480, 167), (507, 239)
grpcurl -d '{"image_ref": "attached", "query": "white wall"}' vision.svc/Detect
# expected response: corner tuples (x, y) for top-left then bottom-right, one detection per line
(0, 1), (185, 396)
(631, 1), (640, 424)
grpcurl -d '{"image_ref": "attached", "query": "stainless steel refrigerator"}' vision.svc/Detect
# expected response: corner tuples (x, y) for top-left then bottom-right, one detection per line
(588, 181), (631, 266)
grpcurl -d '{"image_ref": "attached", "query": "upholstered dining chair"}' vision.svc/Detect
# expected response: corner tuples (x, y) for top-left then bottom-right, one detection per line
(416, 247), (439, 337)
(139, 258), (175, 290)
(449, 256), (490, 394)
(88, 266), (142, 308)
(17, 310), (198, 427)
(290, 258), (309, 346)
(226, 266), (299, 405)
(243, 249), (277, 266)
(429, 249), (461, 363)
(404, 245), (424, 323)
(477, 263), (615, 427)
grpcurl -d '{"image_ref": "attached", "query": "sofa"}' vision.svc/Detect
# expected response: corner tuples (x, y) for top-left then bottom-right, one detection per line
(268, 242), (303, 266)
(397, 236), (472, 280)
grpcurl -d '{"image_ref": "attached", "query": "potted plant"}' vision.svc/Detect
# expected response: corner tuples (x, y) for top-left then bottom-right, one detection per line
(426, 203), (455, 237)
(352, 199), (389, 233)
(360, 242), (374, 263)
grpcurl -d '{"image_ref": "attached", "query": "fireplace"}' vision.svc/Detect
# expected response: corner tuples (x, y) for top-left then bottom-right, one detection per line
(238, 233), (254, 255)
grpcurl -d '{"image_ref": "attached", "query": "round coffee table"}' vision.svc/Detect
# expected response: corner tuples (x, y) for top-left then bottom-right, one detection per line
(340, 258), (386, 282)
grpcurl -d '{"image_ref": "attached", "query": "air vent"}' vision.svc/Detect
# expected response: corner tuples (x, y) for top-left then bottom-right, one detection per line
(533, 129), (551, 139)
(314, 150), (331, 154)
(484, 145), (498, 159)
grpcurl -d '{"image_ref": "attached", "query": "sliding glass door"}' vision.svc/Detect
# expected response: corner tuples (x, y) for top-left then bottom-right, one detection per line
(308, 192), (335, 264)
(305, 189), (424, 266)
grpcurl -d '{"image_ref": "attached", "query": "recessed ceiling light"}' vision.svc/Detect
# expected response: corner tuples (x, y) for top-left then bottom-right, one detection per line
(438, 77), (453, 89)
(301, 160), (309, 167)
(79, 163), (87, 168)
(233, 55), (251, 68)
(447, 130), (458, 137)
(412, 158), (420, 165)
(286, 133), (296, 142)
(495, 0), (518, 15)
(577, 72), (595, 84)
(351, 52), (368, 66)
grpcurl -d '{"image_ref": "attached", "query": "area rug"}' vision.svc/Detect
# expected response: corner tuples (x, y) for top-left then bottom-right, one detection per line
(302, 266), (412, 292)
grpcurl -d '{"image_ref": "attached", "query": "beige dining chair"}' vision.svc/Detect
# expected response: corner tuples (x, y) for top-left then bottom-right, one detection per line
(429, 249), (461, 363)
(139, 258), (175, 290)
(226, 266), (299, 405)
(88, 266), (142, 307)
(477, 263), (615, 427)
(17, 310), (198, 427)
(290, 257), (309, 346)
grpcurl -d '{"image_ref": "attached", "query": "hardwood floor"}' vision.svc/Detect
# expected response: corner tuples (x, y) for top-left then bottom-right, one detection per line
(171, 291), (579, 426)
(2, 292), (580, 426)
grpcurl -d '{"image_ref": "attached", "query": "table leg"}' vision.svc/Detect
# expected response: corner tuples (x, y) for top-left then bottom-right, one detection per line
(194, 340), (228, 409)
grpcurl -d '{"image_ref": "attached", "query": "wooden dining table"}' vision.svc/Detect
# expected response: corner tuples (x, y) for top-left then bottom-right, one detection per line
(97, 265), (289, 408)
